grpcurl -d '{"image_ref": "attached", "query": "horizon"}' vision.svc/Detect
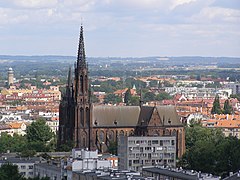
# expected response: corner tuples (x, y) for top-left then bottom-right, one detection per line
(1, 54), (240, 59)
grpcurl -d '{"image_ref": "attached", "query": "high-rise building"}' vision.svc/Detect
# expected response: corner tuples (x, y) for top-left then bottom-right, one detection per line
(8, 67), (14, 86)
(118, 135), (176, 171)
(58, 26), (185, 158)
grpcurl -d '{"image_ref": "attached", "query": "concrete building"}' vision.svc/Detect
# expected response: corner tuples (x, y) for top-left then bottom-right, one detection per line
(118, 136), (176, 172)
(34, 163), (62, 180)
(142, 166), (220, 180)
(0, 157), (43, 179)
(8, 67), (14, 86)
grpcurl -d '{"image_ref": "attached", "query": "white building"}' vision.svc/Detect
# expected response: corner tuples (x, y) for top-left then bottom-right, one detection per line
(64, 149), (112, 180)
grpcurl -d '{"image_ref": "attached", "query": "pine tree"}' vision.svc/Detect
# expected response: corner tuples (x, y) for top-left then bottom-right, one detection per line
(223, 99), (233, 114)
(211, 95), (222, 114)
(124, 88), (131, 105)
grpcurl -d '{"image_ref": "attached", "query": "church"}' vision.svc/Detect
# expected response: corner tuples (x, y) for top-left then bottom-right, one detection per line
(58, 26), (185, 157)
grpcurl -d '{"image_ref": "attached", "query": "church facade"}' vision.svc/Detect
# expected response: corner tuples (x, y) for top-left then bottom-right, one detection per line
(58, 26), (185, 157)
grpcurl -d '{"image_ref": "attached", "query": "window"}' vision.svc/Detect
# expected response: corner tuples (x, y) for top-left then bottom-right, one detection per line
(133, 160), (139, 164)
(171, 140), (175, 145)
(152, 140), (158, 144)
(21, 165), (26, 169)
(29, 172), (33, 175)
(129, 160), (132, 166)
(168, 146), (175, 151)
(160, 140), (163, 146)
(163, 140), (170, 145)
(28, 165), (33, 169)
(156, 146), (163, 151)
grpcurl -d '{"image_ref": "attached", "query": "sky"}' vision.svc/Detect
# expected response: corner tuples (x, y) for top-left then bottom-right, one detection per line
(0, 0), (239, 57)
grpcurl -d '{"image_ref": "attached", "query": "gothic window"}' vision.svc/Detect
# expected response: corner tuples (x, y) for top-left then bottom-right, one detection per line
(108, 130), (114, 141)
(80, 108), (84, 126)
(165, 129), (170, 135)
(99, 130), (105, 143)
(85, 75), (88, 92)
(130, 130), (134, 136)
(81, 132), (87, 147)
(119, 130), (124, 136)
(86, 107), (89, 127)
(80, 75), (83, 93)
(172, 129), (177, 136)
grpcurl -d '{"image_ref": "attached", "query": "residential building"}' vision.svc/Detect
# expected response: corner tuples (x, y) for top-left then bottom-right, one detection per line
(118, 136), (176, 172)
(34, 162), (62, 180)
(0, 157), (43, 179)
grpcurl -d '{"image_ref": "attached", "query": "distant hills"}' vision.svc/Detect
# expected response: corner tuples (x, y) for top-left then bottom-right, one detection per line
(0, 55), (239, 65)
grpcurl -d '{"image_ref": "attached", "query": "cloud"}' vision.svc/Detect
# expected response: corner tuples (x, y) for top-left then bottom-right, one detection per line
(0, 0), (239, 56)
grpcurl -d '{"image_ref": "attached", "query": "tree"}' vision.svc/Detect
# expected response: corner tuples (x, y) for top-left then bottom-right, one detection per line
(144, 92), (156, 102)
(0, 163), (24, 180)
(211, 95), (222, 114)
(130, 96), (140, 106)
(180, 124), (240, 178)
(0, 133), (27, 153)
(223, 99), (233, 114)
(104, 94), (122, 104)
(156, 92), (172, 101)
(124, 88), (131, 105)
(26, 118), (53, 143)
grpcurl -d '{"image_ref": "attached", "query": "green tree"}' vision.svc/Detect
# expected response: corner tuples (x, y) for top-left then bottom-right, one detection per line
(0, 163), (24, 180)
(180, 124), (240, 177)
(26, 118), (53, 143)
(223, 99), (233, 114)
(144, 92), (156, 102)
(211, 95), (222, 114)
(104, 94), (122, 104)
(0, 133), (27, 153)
(124, 88), (131, 105)
(130, 96), (140, 106)
(91, 95), (100, 103)
(156, 92), (172, 101)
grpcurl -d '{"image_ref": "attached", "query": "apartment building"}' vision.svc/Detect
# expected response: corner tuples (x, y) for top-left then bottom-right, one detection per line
(118, 135), (176, 172)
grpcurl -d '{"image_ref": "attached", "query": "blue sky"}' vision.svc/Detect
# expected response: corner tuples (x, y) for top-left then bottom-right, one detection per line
(0, 0), (239, 57)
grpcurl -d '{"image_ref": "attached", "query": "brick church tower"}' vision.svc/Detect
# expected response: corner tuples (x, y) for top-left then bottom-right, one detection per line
(58, 25), (92, 150)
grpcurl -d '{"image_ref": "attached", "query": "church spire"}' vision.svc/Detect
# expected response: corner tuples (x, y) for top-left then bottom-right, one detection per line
(77, 25), (86, 68)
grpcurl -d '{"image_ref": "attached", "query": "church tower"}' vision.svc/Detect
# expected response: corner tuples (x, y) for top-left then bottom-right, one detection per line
(73, 25), (92, 149)
(58, 25), (92, 150)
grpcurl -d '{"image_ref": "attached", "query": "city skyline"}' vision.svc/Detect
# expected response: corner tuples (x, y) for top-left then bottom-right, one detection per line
(0, 0), (239, 57)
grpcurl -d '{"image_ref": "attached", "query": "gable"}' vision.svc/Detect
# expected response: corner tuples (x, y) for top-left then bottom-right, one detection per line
(148, 107), (163, 127)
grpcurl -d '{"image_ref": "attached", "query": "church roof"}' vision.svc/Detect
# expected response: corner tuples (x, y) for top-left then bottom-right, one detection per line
(92, 105), (182, 127)
(155, 106), (182, 126)
(92, 105), (140, 127)
(138, 106), (154, 124)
